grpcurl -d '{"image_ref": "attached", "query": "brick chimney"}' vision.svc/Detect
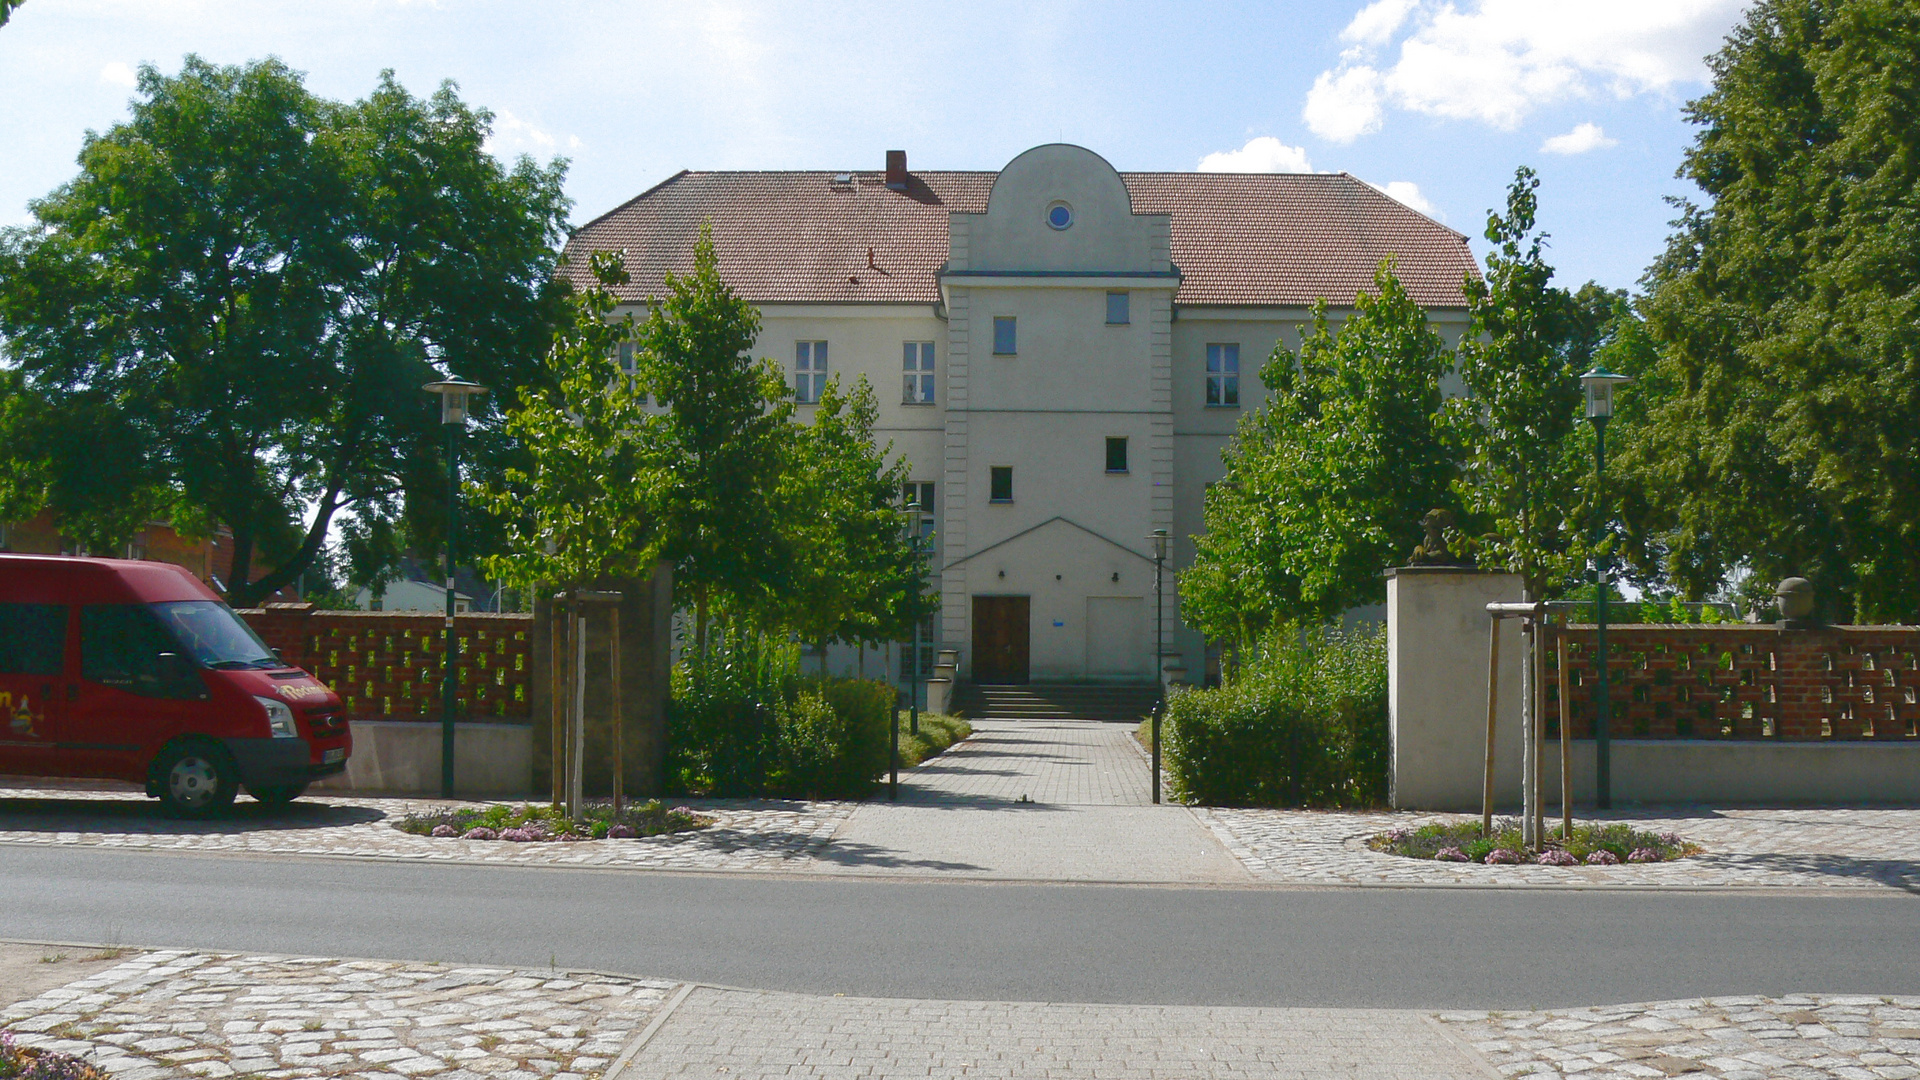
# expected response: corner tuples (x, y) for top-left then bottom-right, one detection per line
(885, 150), (908, 190)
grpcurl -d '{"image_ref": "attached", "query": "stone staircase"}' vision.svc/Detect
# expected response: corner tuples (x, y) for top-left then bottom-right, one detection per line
(950, 682), (1163, 724)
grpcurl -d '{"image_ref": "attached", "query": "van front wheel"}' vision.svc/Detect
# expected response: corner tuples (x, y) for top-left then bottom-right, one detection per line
(154, 743), (239, 818)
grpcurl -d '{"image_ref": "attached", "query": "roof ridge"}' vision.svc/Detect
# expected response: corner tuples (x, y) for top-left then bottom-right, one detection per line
(573, 169), (692, 234)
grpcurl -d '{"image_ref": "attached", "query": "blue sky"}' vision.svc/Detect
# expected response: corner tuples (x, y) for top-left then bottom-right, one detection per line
(0, 0), (1751, 294)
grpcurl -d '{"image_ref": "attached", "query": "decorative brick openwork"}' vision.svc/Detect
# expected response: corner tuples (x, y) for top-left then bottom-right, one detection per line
(239, 604), (533, 722)
(1547, 624), (1920, 741)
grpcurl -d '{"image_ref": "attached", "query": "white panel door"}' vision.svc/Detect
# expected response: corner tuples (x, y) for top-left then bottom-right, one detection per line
(1085, 597), (1147, 680)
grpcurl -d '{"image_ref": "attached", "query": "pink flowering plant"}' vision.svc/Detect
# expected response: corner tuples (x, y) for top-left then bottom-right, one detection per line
(396, 800), (709, 842)
(1367, 818), (1699, 866)
(1, 1032), (105, 1080)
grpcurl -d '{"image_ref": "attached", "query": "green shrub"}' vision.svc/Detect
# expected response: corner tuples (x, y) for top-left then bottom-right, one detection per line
(667, 630), (905, 799)
(1163, 622), (1386, 807)
(900, 712), (972, 768)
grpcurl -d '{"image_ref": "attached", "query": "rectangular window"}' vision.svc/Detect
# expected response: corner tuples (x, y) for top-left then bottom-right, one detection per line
(0, 602), (67, 676)
(795, 341), (829, 403)
(899, 614), (936, 680)
(613, 342), (649, 405)
(902, 481), (936, 536)
(1206, 343), (1241, 406)
(992, 316), (1017, 356)
(81, 604), (198, 698)
(1105, 437), (1129, 473)
(902, 342), (936, 404)
(1106, 291), (1130, 325)
(989, 466), (1013, 503)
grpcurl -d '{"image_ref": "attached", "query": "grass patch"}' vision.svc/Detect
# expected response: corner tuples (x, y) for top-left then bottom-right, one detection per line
(1368, 818), (1702, 865)
(393, 799), (711, 841)
(899, 713), (972, 769)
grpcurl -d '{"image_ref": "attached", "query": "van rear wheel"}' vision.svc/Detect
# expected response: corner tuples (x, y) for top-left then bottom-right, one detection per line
(247, 783), (308, 806)
(155, 743), (239, 818)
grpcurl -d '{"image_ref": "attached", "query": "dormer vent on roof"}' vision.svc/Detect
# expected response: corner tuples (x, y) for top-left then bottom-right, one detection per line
(886, 150), (908, 190)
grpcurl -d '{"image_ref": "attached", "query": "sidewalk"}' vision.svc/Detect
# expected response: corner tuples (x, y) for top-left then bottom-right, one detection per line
(8, 945), (1920, 1080)
(4, 717), (1919, 889)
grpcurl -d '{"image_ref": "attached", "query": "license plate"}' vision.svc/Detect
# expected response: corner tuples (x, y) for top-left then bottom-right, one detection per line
(322, 748), (346, 764)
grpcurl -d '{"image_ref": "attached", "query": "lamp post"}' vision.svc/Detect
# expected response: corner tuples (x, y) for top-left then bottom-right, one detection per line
(1580, 366), (1629, 810)
(1147, 528), (1169, 805)
(423, 376), (487, 799)
(893, 504), (932, 803)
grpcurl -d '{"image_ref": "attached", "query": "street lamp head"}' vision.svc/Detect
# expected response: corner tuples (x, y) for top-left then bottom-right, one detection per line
(1579, 366), (1630, 421)
(423, 376), (488, 426)
(1147, 528), (1170, 562)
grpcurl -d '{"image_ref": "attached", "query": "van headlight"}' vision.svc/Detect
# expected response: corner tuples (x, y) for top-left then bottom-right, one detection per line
(255, 696), (299, 739)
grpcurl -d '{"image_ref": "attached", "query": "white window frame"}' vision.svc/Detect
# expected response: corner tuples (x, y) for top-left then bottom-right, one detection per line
(903, 342), (936, 404)
(1206, 343), (1241, 407)
(796, 341), (829, 403)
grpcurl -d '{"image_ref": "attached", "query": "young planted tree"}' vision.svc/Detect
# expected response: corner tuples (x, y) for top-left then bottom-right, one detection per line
(1180, 261), (1457, 649)
(474, 251), (662, 593)
(633, 224), (794, 646)
(0, 57), (569, 604)
(1447, 167), (1590, 600)
(771, 374), (936, 651)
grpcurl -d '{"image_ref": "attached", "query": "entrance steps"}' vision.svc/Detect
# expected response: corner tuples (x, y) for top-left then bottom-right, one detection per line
(951, 682), (1163, 723)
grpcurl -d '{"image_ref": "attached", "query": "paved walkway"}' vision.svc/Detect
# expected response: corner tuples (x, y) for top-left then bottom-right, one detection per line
(894, 720), (1152, 806)
(10, 948), (1920, 1080)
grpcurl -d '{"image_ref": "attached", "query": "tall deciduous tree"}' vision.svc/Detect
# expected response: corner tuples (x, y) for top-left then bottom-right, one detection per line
(0, 56), (570, 605)
(1180, 261), (1458, 647)
(1622, 0), (1920, 621)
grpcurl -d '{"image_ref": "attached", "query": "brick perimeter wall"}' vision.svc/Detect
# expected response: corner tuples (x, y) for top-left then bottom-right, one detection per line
(1550, 624), (1920, 742)
(239, 604), (533, 722)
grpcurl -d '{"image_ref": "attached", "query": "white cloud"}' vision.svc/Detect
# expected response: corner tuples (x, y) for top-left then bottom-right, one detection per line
(1303, 65), (1386, 143)
(1198, 136), (1315, 173)
(1305, 0), (1748, 141)
(483, 109), (576, 159)
(1541, 121), (1618, 154)
(1341, 0), (1420, 46)
(99, 61), (137, 88)
(1371, 180), (1441, 218)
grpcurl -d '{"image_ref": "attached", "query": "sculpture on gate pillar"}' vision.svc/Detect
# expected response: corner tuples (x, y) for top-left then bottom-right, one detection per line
(1408, 509), (1472, 567)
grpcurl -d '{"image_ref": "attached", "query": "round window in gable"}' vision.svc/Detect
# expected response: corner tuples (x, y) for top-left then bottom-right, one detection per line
(1046, 201), (1073, 230)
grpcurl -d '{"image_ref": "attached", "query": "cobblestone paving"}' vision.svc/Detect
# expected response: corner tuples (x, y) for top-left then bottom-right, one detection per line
(2, 950), (673, 1080)
(0, 785), (850, 872)
(899, 720), (1151, 806)
(627, 985), (1490, 1079)
(1438, 995), (1920, 1080)
(1196, 806), (1920, 890)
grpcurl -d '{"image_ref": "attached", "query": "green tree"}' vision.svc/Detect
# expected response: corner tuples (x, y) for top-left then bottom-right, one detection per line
(475, 251), (663, 595)
(1623, 0), (1920, 621)
(1448, 167), (1590, 599)
(0, 1), (22, 28)
(633, 223), (794, 646)
(1180, 261), (1457, 647)
(771, 374), (934, 650)
(0, 56), (569, 604)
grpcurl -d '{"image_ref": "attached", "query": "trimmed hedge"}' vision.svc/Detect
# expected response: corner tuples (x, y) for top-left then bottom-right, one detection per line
(1163, 623), (1387, 807)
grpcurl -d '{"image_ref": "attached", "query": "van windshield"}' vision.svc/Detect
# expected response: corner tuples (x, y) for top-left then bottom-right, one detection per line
(149, 601), (283, 669)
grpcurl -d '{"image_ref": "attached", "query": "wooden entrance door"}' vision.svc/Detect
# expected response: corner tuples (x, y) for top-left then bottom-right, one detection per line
(972, 596), (1030, 684)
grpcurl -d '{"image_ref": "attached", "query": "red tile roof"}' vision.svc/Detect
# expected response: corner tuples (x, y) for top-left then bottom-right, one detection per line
(564, 169), (1477, 310)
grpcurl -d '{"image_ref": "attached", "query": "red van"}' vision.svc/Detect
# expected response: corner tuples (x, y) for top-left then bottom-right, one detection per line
(0, 554), (350, 816)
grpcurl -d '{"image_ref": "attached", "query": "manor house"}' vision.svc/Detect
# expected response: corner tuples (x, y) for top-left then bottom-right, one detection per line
(563, 144), (1475, 686)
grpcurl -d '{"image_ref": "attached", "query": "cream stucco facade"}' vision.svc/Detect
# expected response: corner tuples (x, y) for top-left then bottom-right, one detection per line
(606, 144), (1470, 685)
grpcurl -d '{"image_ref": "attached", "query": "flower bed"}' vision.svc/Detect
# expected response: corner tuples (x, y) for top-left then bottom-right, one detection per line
(393, 799), (710, 842)
(1368, 819), (1701, 866)
(2, 1032), (105, 1080)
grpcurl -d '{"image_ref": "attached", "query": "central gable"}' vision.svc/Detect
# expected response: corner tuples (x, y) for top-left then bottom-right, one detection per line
(949, 144), (1170, 275)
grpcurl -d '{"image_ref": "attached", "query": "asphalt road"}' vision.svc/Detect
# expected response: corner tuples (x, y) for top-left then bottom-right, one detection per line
(2, 845), (1916, 1010)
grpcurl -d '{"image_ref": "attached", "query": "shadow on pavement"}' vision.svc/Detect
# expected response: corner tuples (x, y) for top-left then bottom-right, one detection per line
(0, 795), (387, 833)
(807, 839), (988, 872)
